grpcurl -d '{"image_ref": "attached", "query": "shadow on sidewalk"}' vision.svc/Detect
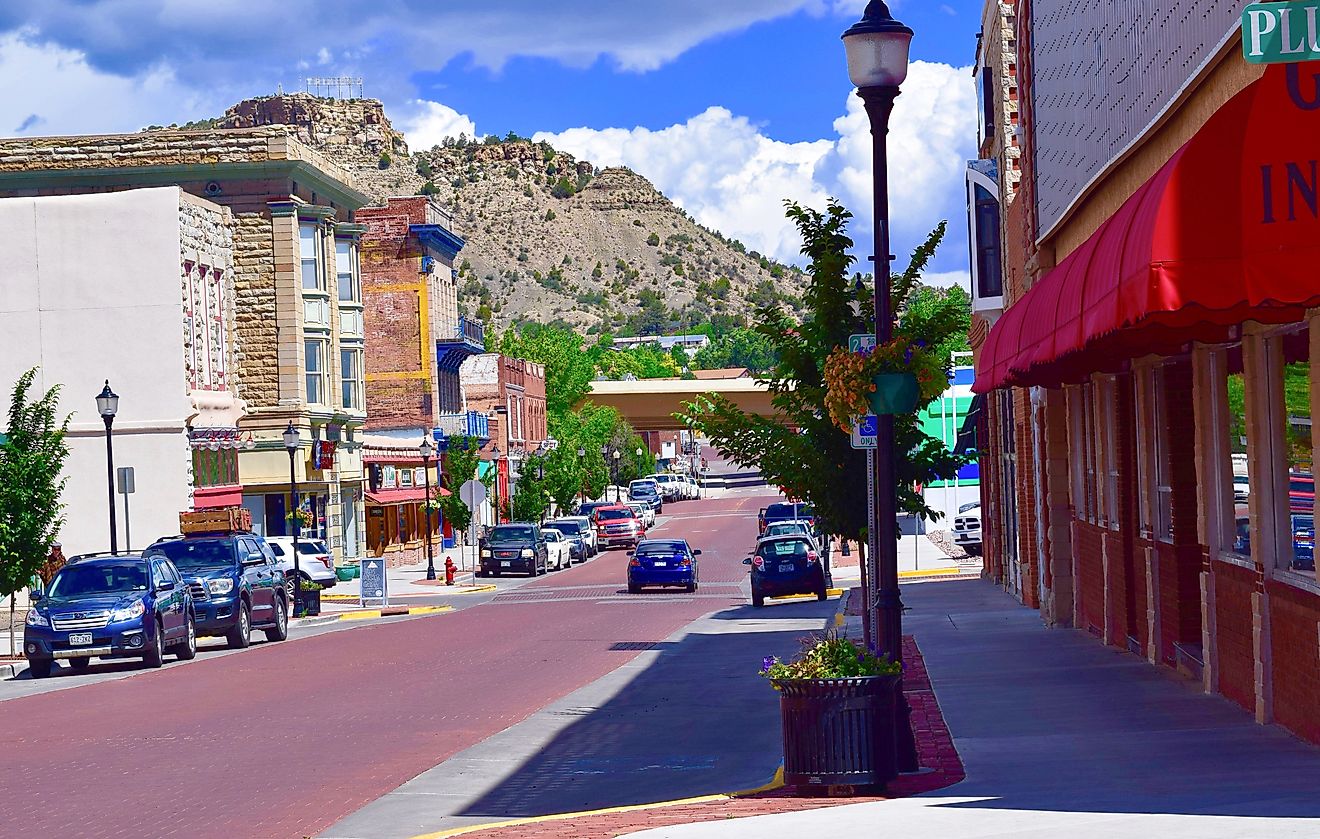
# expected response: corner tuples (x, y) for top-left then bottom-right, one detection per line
(454, 599), (836, 820)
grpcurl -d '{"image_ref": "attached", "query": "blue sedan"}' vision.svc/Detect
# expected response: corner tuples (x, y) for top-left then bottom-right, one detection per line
(627, 539), (701, 593)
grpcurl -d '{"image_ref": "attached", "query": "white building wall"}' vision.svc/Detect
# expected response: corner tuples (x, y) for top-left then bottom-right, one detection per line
(0, 187), (195, 556)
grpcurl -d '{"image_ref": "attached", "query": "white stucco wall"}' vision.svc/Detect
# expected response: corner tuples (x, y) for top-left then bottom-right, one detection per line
(0, 187), (193, 556)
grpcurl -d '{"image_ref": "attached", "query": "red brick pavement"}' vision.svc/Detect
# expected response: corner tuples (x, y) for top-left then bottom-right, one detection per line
(0, 496), (768, 839)
(467, 636), (964, 839)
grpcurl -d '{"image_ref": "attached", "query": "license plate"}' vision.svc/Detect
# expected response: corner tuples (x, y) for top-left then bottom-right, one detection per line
(501, 561), (511, 568)
(68, 632), (93, 646)
(779, 564), (795, 572)
(653, 561), (667, 567)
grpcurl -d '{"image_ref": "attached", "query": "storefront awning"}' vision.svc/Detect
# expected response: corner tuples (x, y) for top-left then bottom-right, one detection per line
(365, 487), (451, 505)
(977, 64), (1320, 392)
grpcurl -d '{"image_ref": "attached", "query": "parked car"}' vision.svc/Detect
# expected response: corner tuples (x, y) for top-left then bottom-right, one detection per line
(626, 501), (656, 529)
(744, 534), (828, 607)
(595, 505), (645, 550)
(479, 523), (548, 576)
(1289, 472), (1314, 513)
(958, 500), (981, 513)
(762, 520), (817, 545)
(649, 474), (683, 502)
(541, 528), (573, 571)
(265, 536), (337, 594)
(758, 502), (815, 535)
(143, 532), (289, 649)
(1233, 475), (1251, 506)
(24, 553), (197, 678)
(628, 539), (701, 593)
(684, 474), (701, 499)
(952, 505), (983, 556)
(544, 518), (589, 562)
(629, 479), (664, 513)
(577, 501), (611, 524)
(1293, 513), (1314, 572)
(559, 515), (599, 556)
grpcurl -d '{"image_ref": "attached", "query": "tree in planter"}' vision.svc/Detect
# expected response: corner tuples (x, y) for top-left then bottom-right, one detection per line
(0, 369), (71, 656)
(679, 201), (966, 545)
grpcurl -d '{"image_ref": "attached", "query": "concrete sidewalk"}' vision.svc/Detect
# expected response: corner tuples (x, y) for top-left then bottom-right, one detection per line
(627, 578), (1320, 838)
(327, 547), (479, 601)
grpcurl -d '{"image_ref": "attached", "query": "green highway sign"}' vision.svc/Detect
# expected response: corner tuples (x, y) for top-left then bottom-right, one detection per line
(1244, 1), (1320, 64)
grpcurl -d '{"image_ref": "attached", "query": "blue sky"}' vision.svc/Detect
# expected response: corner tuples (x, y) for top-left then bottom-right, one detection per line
(0, 0), (982, 284)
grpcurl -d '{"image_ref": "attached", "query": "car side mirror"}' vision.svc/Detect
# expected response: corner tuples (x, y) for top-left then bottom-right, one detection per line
(157, 580), (176, 592)
(742, 557), (753, 565)
(693, 549), (702, 556)
(29, 591), (44, 603)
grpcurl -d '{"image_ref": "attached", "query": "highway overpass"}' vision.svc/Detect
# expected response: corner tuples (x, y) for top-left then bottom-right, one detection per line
(584, 377), (782, 431)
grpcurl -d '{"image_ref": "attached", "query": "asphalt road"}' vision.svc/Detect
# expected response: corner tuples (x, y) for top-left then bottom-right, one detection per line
(0, 492), (793, 839)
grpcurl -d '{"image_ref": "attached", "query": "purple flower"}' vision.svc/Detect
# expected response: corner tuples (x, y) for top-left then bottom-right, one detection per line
(761, 656), (777, 673)
(856, 652), (866, 663)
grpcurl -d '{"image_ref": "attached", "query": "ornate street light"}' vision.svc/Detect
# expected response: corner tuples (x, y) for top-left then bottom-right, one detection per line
(420, 436), (437, 580)
(282, 422), (303, 615)
(96, 381), (120, 553)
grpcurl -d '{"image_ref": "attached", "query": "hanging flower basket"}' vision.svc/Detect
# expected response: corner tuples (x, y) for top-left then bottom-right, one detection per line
(285, 509), (314, 528)
(823, 337), (945, 430)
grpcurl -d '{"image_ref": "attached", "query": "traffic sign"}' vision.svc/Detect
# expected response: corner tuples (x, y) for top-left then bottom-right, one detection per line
(849, 333), (877, 354)
(459, 478), (487, 511)
(851, 413), (878, 449)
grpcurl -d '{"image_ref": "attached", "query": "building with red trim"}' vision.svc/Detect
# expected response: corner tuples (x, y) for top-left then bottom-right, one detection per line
(972, 4), (1320, 745)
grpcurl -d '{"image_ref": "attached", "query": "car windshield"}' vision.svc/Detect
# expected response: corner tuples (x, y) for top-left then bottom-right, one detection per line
(48, 562), (148, 598)
(297, 541), (327, 555)
(760, 539), (811, 558)
(767, 523), (809, 536)
(490, 525), (534, 541)
(630, 482), (657, 491)
(543, 530), (562, 541)
(547, 521), (581, 535)
(146, 538), (234, 571)
(637, 541), (687, 556)
(765, 503), (813, 518)
(598, 509), (634, 521)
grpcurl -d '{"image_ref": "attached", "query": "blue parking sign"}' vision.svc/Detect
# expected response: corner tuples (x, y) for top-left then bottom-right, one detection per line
(851, 413), (879, 449)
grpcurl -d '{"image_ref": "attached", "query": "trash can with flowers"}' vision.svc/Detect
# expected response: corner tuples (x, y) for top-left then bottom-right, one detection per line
(761, 635), (902, 789)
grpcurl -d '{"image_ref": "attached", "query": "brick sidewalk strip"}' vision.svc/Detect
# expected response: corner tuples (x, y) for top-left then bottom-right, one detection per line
(449, 636), (964, 839)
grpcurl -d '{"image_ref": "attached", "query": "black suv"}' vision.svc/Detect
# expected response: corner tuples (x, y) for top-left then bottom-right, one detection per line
(479, 523), (548, 576)
(144, 532), (288, 648)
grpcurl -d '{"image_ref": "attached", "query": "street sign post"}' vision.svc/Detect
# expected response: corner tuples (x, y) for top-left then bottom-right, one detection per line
(459, 479), (488, 571)
(360, 557), (388, 607)
(116, 467), (135, 552)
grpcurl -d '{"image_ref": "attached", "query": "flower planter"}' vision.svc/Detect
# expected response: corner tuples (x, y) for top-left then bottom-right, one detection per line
(772, 674), (900, 788)
(296, 588), (322, 617)
(867, 372), (919, 415)
(335, 565), (356, 582)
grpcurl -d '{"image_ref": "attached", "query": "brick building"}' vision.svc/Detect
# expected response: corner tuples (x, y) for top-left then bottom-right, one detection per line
(0, 127), (371, 561)
(971, 2), (1320, 746)
(460, 354), (548, 519)
(356, 195), (482, 562)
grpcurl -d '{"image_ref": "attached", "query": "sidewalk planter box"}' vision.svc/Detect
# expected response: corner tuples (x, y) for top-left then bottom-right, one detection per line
(297, 589), (322, 617)
(772, 674), (900, 788)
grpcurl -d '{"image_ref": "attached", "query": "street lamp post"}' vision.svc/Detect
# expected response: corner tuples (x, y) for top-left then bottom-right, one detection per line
(490, 445), (502, 525)
(96, 381), (120, 553)
(843, 0), (917, 771)
(576, 447), (586, 507)
(611, 450), (621, 502)
(282, 423), (303, 615)
(420, 437), (437, 580)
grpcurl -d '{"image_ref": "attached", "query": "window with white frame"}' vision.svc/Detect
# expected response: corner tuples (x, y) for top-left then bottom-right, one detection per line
(336, 239), (359, 302)
(305, 338), (328, 405)
(1210, 345), (1250, 558)
(300, 222), (322, 291)
(400, 468), (414, 488)
(1262, 325), (1313, 579)
(341, 347), (362, 411)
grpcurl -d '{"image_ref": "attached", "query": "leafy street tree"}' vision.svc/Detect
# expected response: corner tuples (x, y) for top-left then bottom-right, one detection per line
(0, 368), (71, 655)
(596, 344), (681, 380)
(681, 201), (966, 543)
(511, 456), (551, 522)
(692, 327), (779, 373)
(498, 324), (597, 419)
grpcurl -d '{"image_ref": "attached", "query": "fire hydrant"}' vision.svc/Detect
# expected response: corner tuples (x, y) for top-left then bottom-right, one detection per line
(444, 557), (456, 586)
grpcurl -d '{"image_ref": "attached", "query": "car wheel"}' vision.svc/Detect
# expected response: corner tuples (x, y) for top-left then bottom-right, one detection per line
(264, 596), (288, 643)
(816, 586), (829, 601)
(174, 614), (198, 660)
(628, 583), (641, 594)
(143, 621), (165, 668)
(685, 581), (697, 593)
(69, 657), (91, 672)
(226, 601), (251, 649)
(27, 659), (52, 679)
(752, 590), (765, 608)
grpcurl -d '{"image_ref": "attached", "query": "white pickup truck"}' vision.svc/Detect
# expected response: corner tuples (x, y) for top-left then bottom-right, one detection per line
(952, 504), (982, 556)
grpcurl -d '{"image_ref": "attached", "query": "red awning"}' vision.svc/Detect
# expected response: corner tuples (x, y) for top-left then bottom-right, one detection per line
(976, 63), (1320, 392)
(365, 487), (451, 505)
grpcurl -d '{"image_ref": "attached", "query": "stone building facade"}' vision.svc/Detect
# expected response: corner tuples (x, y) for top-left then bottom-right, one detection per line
(972, 2), (1320, 747)
(0, 127), (371, 561)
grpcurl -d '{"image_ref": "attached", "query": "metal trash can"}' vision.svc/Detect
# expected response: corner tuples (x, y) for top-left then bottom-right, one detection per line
(772, 675), (900, 788)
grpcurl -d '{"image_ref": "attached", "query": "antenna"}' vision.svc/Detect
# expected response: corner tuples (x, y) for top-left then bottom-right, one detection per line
(303, 76), (364, 99)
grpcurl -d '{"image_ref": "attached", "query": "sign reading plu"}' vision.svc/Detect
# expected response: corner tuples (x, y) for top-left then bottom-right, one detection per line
(1244, 2), (1320, 64)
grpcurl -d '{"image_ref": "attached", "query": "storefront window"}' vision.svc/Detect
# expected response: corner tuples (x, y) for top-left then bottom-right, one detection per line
(1098, 377), (1119, 528)
(1265, 325), (1313, 579)
(1151, 365), (1173, 542)
(1081, 383), (1098, 523)
(997, 390), (1019, 586)
(1215, 346), (1249, 557)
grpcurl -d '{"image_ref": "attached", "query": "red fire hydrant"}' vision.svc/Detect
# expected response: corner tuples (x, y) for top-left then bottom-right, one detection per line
(444, 557), (456, 586)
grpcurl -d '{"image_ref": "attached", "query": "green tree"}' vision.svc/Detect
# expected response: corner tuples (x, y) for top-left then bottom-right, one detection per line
(438, 435), (485, 536)
(1, 368), (71, 654)
(511, 456), (551, 522)
(669, 345), (690, 372)
(498, 323), (597, 419)
(692, 327), (779, 373)
(681, 202), (964, 541)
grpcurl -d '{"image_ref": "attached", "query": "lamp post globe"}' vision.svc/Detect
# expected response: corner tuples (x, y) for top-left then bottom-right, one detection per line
(420, 437), (437, 580)
(842, 0), (913, 89)
(283, 422), (303, 614)
(96, 381), (120, 553)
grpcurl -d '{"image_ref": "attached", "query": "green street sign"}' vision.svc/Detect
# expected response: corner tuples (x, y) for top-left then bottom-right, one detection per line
(1244, 1), (1320, 64)
(849, 333), (876, 354)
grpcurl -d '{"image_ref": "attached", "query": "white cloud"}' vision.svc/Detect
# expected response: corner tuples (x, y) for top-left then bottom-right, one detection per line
(399, 100), (480, 150)
(536, 60), (977, 272)
(923, 270), (971, 290)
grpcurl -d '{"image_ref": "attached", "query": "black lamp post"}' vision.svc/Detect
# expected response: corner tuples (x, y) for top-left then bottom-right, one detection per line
(283, 422), (303, 615)
(96, 381), (119, 553)
(611, 450), (621, 502)
(844, 0), (917, 770)
(420, 436), (437, 580)
(490, 445), (502, 524)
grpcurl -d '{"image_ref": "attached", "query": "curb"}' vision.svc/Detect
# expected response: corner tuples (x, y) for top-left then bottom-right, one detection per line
(333, 605), (453, 622)
(767, 587), (845, 603)
(409, 767), (785, 839)
(0, 662), (18, 679)
(898, 568), (971, 579)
